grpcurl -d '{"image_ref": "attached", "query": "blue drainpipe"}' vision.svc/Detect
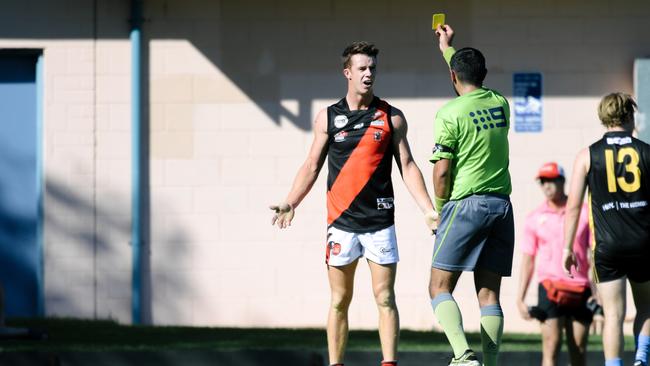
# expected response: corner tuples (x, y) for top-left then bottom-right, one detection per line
(36, 53), (44, 317)
(130, 0), (143, 325)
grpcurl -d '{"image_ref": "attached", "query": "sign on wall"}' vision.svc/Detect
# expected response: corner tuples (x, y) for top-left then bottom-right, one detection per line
(513, 72), (542, 132)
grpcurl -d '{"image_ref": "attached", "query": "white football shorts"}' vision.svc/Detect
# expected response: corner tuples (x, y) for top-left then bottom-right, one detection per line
(325, 225), (398, 266)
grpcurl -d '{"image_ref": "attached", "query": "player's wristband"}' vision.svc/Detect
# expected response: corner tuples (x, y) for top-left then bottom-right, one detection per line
(434, 196), (448, 213)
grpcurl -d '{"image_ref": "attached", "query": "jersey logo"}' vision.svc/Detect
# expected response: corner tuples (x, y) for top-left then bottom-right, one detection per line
(601, 200), (649, 212)
(325, 239), (341, 264)
(353, 122), (364, 129)
(374, 131), (383, 142)
(334, 131), (348, 142)
(470, 106), (507, 132)
(328, 241), (341, 255)
(377, 197), (394, 210)
(606, 136), (632, 145)
(334, 115), (348, 128)
(371, 120), (385, 127)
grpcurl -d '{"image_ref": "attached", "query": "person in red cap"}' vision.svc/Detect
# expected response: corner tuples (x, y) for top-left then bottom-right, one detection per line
(517, 162), (595, 366)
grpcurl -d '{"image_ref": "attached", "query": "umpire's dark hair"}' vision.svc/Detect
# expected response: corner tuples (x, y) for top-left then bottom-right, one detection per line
(450, 47), (487, 86)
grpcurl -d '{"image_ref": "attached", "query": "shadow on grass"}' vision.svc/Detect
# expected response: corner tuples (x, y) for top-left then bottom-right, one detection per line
(3, 317), (623, 354)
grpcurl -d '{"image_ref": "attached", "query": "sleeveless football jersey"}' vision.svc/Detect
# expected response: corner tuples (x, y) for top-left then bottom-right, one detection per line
(326, 97), (394, 233)
(587, 131), (650, 257)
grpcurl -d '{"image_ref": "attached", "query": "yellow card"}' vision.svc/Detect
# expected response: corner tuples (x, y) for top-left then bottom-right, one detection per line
(432, 13), (445, 30)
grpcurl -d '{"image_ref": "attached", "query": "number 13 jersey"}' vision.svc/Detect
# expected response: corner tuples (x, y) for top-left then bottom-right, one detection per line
(588, 131), (650, 257)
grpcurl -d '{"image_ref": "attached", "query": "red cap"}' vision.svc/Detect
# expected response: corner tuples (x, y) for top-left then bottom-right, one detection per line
(536, 162), (565, 179)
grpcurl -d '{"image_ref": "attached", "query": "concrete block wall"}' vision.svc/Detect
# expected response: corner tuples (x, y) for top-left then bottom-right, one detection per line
(1, 0), (649, 333)
(0, 1), (134, 322)
(142, 0), (650, 332)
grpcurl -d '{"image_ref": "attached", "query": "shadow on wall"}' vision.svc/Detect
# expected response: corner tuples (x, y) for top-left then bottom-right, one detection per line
(42, 175), (192, 324)
(0, 134), (191, 323)
(144, 0), (650, 130)
(146, 0), (471, 131)
(2, 0), (650, 132)
(0, 0), (223, 325)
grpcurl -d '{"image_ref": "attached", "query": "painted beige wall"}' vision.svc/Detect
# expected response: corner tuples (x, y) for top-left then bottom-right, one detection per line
(1, 0), (649, 334)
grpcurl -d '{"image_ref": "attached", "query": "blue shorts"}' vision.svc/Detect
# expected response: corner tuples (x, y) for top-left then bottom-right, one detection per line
(432, 194), (515, 276)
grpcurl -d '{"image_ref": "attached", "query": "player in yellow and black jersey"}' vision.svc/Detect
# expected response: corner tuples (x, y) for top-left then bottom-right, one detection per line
(563, 93), (650, 366)
(587, 129), (650, 260)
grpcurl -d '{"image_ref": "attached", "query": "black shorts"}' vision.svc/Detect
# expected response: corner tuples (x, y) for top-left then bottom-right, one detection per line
(594, 250), (650, 283)
(537, 283), (593, 323)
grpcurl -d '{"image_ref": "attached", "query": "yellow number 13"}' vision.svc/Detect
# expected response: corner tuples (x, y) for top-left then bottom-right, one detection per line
(605, 147), (641, 193)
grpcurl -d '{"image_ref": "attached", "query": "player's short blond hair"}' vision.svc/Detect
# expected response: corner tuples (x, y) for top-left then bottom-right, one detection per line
(598, 92), (637, 128)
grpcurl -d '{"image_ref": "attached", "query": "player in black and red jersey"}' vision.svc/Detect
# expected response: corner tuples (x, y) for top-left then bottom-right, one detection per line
(563, 93), (650, 366)
(270, 42), (436, 366)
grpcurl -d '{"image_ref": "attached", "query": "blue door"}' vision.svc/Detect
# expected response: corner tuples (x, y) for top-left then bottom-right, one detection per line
(0, 53), (42, 317)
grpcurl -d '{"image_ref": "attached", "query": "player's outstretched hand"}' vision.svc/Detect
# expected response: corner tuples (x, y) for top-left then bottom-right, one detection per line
(424, 210), (439, 236)
(562, 248), (577, 278)
(269, 203), (295, 229)
(435, 24), (454, 53)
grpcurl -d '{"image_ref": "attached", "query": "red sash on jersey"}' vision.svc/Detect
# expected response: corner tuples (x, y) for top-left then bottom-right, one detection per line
(327, 101), (391, 225)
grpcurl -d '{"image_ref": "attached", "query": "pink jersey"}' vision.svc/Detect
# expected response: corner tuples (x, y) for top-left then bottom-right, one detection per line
(521, 201), (591, 286)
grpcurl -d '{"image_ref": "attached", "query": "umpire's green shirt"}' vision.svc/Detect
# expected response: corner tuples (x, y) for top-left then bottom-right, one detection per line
(430, 47), (512, 200)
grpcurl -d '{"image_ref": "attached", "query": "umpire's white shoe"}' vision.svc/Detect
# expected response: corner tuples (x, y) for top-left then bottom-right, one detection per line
(447, 349), (480, 366)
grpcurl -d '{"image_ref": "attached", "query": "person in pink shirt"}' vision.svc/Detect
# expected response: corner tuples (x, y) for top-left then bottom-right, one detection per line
(517, 162), (595, 366)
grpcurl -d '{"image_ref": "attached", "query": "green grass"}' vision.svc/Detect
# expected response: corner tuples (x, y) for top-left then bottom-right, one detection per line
(0, 318), (635, 353)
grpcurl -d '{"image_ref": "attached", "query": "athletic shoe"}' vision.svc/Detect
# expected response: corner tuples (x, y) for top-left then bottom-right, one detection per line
(448, 349), (480, 366)
(633, 361), (647, 366)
